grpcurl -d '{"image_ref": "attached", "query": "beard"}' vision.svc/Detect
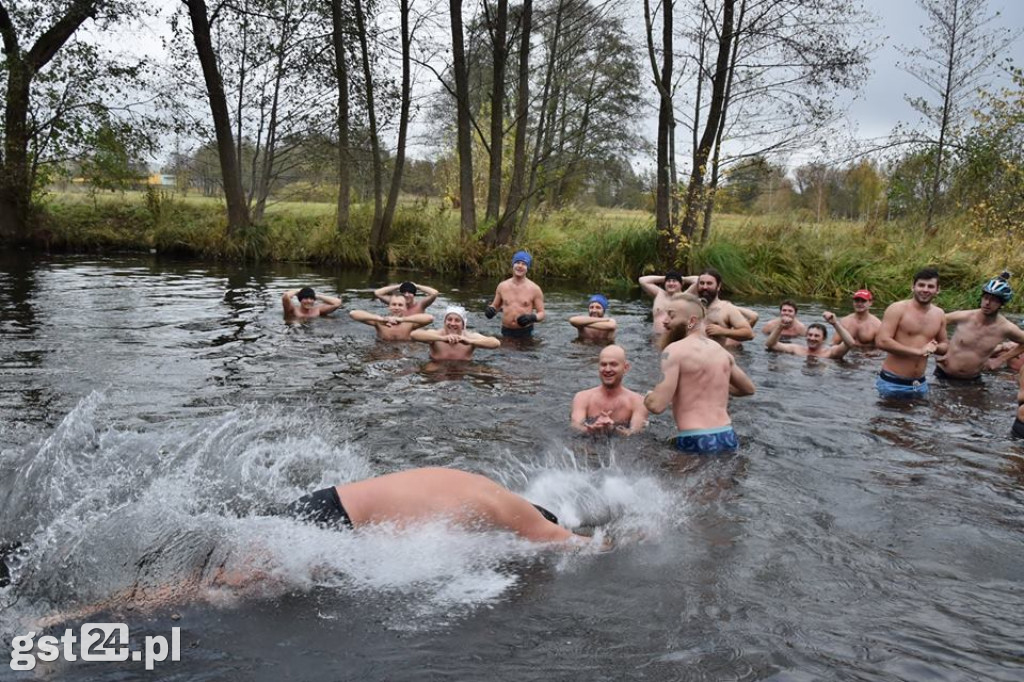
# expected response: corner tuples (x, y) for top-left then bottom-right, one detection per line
(661, 321), (691, 349)
(699, 289), (719, 304)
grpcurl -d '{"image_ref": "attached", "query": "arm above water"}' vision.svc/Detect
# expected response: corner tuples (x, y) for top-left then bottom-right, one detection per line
(373, 283), (400, 304)
(463, 332), (501, 349)
(875, 303), (928, 357)
(644, 350), (680, 415)
(638, 275), (666, 298)
(825, 311), (856, 359)
(729, 358), (755, 396)
(316, 293), (343, 315)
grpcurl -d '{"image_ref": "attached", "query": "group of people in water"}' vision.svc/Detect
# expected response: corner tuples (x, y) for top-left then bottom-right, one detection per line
(276, 253), (1024, 547)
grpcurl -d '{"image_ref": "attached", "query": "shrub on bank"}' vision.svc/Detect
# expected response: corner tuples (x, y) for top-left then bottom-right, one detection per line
(28, 194), (1023, 312)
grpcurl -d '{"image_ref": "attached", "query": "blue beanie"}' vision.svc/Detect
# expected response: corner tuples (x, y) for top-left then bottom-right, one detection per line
(588, 294), (609, 312)
(512, 250), (533, 269)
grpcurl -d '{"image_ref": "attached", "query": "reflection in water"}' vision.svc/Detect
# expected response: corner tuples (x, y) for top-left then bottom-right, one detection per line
(0, 254), (1022, 681)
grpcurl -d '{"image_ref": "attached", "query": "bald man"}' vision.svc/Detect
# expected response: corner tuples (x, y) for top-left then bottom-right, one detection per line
(570, 345), (647, 435)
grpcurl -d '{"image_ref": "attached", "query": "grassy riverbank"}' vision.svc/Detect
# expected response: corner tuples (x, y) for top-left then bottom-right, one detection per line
(34, 191), (1024, 312)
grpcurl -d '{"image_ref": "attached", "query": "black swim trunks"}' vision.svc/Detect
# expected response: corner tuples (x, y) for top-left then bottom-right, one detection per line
(933, 365), (982, 382)
(284, 487), (353, 529)
(501, 326), (533, 339)
(1013, 417), (1024, 439)
(532, 503), (559, 525)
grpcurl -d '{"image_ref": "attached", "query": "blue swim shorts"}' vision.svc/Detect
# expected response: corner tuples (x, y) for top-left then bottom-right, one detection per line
(674, 425), (739, 454)
(876, 369), (928, 398)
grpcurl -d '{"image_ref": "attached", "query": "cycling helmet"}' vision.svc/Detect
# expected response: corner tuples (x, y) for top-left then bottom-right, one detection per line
(982, 273), (1013, 303)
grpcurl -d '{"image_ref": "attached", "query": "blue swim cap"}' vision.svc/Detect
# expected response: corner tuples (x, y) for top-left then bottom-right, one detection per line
(588, 294), (609, 311)
(512, 250), (533, 269)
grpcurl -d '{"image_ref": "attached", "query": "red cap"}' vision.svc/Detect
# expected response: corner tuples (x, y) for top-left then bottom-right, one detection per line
(853, 289), (873, 301)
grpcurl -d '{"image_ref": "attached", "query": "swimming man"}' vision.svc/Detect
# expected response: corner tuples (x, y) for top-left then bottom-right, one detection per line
(766, 311), (857, 359)
(282, 287), (343, 319)
(486, 250), (545, 338)
(286, 467), (591, 545)
(644, 293), (755, 454)
(568, 294), (617, 343)
(410, 305), (501, 360)
(570, 345), (647, 435)
(373, 281), (439, 314)
(935, 275), (1024, 381)
(350, 294), (433, 340)
(875, 267), (948, 397)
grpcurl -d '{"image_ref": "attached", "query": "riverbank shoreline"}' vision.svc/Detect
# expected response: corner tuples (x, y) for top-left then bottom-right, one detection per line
(13, 193), (1023, 312)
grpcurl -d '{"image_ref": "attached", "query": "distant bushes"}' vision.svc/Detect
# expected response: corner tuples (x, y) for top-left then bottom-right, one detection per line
(31, 194), (1023, 313)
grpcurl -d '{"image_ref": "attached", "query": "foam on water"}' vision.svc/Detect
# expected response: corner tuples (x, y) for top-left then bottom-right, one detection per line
(0, 393), (678, 639)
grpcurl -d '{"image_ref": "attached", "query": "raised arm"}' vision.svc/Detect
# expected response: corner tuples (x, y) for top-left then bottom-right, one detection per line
(638, 275), (666, 298)
(644, 350), (680, 415)
(281, 289), (299, 315)
(316, 293), (343, 315)
(413, 283), (440, 309)
(824, 311), (856, 359)
(373, 283), (400, 303)
(765, 320), (801, 355)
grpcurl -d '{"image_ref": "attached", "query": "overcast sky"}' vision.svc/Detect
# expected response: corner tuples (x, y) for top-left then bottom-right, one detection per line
(847, 0), (1023, 140)
(101, 0), (1024, 168)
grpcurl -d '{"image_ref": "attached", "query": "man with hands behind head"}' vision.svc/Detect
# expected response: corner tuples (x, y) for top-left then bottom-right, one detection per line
(282, 287), (343, 319)
(374, 280), (439, 315)
(486, 250), (545, 338)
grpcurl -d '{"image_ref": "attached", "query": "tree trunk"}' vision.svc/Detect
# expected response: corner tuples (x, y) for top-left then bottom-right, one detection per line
(0, 0), (100, 243)
(380, 0), (411, 245)
(488, 0), (531, 246)
(485, 0), (508, 223)
(186, 0), (251, 235)
(519, 0), (566, 234)
(679, 0), (734, 246)
(354, 0), (383, 258)
(330, 0), (351, 233)
(700, 0), (745, 244)
(253, 8), (292, 224)
(450, 0), (477, 237)
(643, 0), (674, 257)
(925, 0), (960, 236)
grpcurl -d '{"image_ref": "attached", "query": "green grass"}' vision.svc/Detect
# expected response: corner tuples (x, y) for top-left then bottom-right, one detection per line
(30, 191), (1024, 313)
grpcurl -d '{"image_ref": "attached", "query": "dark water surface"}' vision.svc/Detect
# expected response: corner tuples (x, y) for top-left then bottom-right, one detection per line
(1, 253), (1022, 681)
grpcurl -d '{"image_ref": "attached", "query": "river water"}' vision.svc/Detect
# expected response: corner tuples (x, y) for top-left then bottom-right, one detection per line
(1, 253), (1021, 681)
